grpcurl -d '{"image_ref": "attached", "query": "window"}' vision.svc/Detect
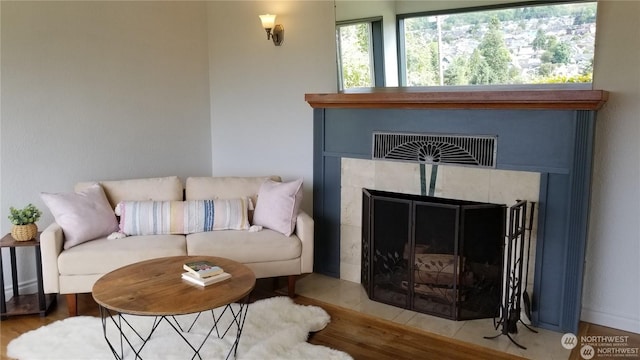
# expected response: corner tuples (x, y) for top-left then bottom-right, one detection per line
(398, 1), (597, 87)
(336, 18), (385, 90)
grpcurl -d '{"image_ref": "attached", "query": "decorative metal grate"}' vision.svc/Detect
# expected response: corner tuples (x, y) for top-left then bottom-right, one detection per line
(372, 132), (497, 168)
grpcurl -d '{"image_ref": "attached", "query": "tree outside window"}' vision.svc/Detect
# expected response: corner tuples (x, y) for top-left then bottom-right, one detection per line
(400, 1), (597, 87)
(337, 22), (374, 90)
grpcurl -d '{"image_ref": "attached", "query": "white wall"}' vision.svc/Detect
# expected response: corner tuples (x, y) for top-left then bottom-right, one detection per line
(583, 0), (640, 334)
(1, 1), (212, 292)
(207, 1), (336, 213)
(395, 0), (526, 14)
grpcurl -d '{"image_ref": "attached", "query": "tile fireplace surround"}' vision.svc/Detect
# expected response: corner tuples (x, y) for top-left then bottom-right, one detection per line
(305, 87), (608, 334)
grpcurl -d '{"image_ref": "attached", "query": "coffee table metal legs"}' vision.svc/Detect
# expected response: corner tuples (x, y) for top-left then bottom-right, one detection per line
(99, 300), (250, 360)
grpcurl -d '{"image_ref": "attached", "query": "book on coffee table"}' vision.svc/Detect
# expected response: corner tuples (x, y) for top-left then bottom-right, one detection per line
(181, 271), (232, 286)
(183, 260), (224, 278)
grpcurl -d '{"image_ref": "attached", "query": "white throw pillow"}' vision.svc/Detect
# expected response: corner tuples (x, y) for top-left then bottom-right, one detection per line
(252, 178), (303, 236)
(40, 184), (119, 249)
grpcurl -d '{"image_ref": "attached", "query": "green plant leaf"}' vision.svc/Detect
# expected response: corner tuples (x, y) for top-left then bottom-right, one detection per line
(7, 203), (41, 225)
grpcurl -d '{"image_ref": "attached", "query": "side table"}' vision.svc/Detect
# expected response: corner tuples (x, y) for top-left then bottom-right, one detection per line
(0, 232), (56, 320)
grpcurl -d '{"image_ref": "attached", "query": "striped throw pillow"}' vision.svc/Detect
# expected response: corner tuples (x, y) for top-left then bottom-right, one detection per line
(115, 199), (250, 236)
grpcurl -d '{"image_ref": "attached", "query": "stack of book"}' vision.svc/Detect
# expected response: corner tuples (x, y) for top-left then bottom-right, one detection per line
(182, 260), (231, 286)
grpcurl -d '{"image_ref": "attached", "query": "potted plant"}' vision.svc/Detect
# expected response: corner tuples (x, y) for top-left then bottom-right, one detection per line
(8, 203), (42, 241)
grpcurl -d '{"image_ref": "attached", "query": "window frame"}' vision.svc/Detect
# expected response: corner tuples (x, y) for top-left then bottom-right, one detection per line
(396, 0), (596, 88)
(336, 17), (385, 90)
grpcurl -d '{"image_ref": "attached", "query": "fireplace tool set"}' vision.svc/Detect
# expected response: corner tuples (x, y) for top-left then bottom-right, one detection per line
(484, 200), (538, 349)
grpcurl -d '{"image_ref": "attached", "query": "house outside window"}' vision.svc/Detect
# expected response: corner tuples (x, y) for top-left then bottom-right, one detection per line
(398, 1), (597, 87)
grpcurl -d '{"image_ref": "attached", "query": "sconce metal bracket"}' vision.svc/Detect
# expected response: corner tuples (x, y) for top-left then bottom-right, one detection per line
(272, 24), (284, 46)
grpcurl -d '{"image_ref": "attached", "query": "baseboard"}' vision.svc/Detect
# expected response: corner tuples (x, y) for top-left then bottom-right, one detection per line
(3, 278), (37, 300)
(581, 307), (640, 334)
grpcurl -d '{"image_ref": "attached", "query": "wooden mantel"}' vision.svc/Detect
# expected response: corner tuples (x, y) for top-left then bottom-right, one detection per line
(305, 87), (608, 110)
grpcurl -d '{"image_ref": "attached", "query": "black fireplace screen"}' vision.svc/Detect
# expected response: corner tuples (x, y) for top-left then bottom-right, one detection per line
(362, 188), (506, 321)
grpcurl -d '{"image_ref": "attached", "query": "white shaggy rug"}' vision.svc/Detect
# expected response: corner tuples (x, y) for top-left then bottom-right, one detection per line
(8, 296), (352, 360)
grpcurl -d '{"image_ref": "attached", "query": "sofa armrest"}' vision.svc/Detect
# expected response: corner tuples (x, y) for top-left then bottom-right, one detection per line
(295, 211), (314, 274)
(40, 222), (64, 294)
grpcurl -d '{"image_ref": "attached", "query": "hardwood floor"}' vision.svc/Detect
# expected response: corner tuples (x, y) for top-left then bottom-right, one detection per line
(2, 282), (638, 360)
(295, 295), (525, 360)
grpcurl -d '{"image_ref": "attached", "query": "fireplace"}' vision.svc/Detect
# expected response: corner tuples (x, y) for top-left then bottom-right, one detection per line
(362, 188), (505, 320)
(306, 88), (608, 333)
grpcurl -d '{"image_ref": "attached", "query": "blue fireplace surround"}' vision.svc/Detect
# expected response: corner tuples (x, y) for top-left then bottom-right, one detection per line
(306, 88), (608, 334)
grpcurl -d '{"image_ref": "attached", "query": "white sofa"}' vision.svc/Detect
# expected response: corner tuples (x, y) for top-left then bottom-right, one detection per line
(40, 176), (314, 316)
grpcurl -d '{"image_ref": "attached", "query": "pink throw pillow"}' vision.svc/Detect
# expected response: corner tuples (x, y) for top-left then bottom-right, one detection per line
(252, 178), (303, 236)
(41, 184), (119, 249)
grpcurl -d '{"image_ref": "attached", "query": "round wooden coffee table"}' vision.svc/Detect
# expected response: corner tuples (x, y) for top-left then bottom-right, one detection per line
(92, 256), (256, 359)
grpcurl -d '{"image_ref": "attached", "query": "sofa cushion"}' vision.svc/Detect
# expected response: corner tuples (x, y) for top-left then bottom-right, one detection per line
(41, 184), (119, 250)
(186, 230), (302, 264)
(116, 199), (250, 235)
(76, 176), (183, 210)
(185, 176), (281, 205)
(253, 178), (303, 236)
(58, 234), (186, 275)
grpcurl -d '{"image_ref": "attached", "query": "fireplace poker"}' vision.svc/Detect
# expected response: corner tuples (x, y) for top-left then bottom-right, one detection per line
(523, 201), (536, 322)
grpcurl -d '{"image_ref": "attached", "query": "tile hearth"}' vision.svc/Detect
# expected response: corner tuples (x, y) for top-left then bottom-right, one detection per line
(295, 273), (571, 360)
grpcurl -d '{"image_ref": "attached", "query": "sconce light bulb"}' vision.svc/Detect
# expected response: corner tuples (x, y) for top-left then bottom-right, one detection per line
(259, 14), (276, 30)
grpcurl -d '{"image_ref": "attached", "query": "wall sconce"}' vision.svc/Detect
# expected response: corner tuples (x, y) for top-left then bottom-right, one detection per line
(259, 14), (284, 46)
